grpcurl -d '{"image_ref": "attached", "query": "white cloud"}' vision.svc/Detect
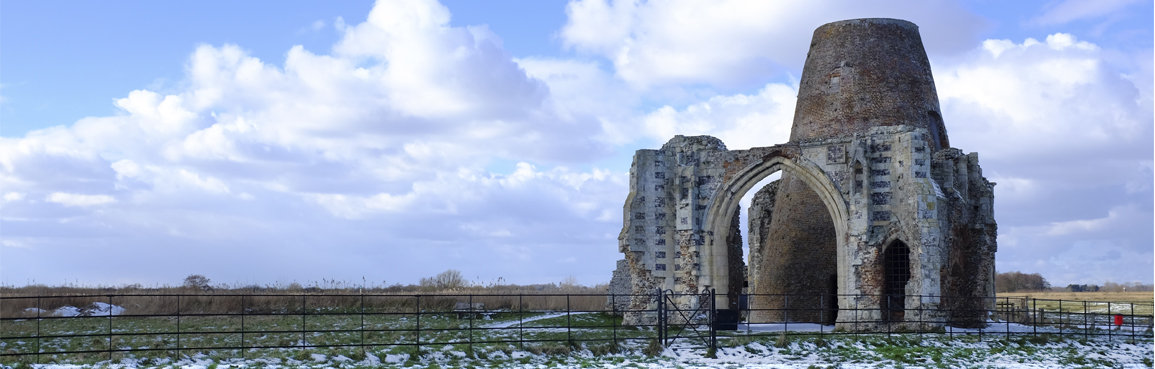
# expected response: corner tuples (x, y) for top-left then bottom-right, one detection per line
(640, 83), (796, 150)
(0, 0), (628, 286)
(111, 159), (141, 179)
(46, 193), (116, 207)
(1044, 208), (1121, 236)
(561, 0), (986, 88)
(1029, 0), (1144, 26)
(935, 33), (1152, 284)
(937, 33), (1148, 160)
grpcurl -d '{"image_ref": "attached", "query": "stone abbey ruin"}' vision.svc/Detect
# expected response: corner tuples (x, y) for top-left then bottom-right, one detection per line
(607, 18), (997, 331)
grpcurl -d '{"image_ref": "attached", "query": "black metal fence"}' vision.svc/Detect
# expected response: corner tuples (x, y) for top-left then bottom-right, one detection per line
(1, 293), (653, 364)
(1, 291), (1151, 364)
(738, 293), (1154, 342)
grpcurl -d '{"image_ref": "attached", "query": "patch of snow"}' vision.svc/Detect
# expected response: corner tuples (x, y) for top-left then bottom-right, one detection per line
(83, 302), (126, 316)
(47, 302), (126, 317)
(384, 353), (408, 363)
(51, 306), (82, 317)
(736, 322), (834, 333)
(484, 311), (593, 328)
(364, 352), (380, 365)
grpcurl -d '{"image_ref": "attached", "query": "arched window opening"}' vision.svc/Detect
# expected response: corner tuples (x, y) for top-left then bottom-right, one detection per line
(883, 240), (911, 321)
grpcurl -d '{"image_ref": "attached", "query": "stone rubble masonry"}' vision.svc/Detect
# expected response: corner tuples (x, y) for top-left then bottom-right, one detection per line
(608, 18), (996, 331)
(606, 259), (632, 312)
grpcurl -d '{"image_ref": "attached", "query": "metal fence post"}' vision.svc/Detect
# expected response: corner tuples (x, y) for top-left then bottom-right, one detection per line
(709, 288), (717, 351)
(1083, 300), (1088, 341)
(1108, 301), (1112, 341)
(611, 293), (617, 347)
(415, 295), (421, 359)
(241, 294), (246, 359)
(107, 294), (113, 361)
(566, 294), (572, 346)
(655, 290), (661, 344)
(1005, 297), (1010, 340)
(36, 296), (41, 364)
(360, 292), (365, 356)
(518, 294), (523, 350)
(469, 294), (474, 356)
(659, 290), (666, 345)
(301, 294), (307, 349)
(784, 294), (789, 336)
(886, 295), (891, 339)
(176, 294), (181, 359)
(1032, 298), (1037, 337)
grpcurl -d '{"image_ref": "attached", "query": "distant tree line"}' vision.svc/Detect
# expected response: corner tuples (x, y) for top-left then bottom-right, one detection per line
(1066, 284), (1099, 292)
(995, 271), (1050, 292)
(1098, 281), (1154, 292)
(997, 271), (1154, 293)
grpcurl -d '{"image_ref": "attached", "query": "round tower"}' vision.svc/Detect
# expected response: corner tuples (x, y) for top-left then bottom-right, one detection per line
(751, 18), (948, 323)
(791, 18), (948, 150)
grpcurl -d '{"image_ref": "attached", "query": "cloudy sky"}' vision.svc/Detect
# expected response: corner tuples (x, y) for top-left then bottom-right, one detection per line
(1, 0), (1151, 288)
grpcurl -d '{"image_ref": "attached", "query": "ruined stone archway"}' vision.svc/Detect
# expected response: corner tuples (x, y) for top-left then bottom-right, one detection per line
(702, 149), (850, 313)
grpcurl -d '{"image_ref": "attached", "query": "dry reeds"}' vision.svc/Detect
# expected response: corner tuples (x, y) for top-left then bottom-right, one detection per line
(0, 282), (611, 319)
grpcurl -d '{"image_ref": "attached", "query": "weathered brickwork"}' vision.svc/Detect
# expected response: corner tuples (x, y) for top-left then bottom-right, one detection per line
(608, 18), (996, 331)
(790, 19), (948, 151)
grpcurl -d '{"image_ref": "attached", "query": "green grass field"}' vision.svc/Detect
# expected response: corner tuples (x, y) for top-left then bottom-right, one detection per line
(1, 311), (656, 366)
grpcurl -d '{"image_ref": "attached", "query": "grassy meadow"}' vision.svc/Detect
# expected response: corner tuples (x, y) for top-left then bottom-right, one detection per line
(997, 291), (1154, 316)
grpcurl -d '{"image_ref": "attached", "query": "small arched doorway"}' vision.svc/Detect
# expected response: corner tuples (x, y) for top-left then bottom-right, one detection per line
(883, 240), (911, 321)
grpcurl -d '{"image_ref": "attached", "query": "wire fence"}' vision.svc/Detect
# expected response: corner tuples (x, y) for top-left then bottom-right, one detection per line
(1, 292), (1151, 364)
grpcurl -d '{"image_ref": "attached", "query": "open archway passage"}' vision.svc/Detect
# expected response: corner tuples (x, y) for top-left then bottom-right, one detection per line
(748, 172), (838, 324)
(884, 240), (911, 321)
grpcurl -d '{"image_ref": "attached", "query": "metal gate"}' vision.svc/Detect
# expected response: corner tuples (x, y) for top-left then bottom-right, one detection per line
(657, 288), (716, 350)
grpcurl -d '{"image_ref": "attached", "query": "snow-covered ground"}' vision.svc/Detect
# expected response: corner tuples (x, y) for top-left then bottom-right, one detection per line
(5, 305), (1150, 368)
(7, 332), (1150, 369)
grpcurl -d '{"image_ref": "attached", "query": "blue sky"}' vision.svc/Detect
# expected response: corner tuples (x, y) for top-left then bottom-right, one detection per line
(1, 0), (1151, 288)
